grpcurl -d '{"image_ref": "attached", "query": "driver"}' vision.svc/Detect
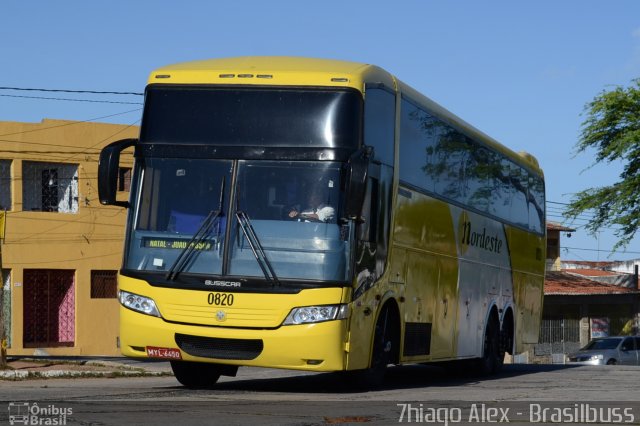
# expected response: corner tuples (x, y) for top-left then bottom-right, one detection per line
(287, 189), (335, 222)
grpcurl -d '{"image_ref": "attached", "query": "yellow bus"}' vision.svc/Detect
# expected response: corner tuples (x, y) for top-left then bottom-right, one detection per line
(98, 57), (545, 387)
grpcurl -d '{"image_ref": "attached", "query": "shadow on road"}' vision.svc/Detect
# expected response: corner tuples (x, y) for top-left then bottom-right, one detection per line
(180, 363), (581, 394)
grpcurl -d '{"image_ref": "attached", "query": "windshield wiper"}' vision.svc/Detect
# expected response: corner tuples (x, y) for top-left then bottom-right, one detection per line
(166, 177), (226, 281)
(166, 209), (222, 281)
(235, 210), (280, 286)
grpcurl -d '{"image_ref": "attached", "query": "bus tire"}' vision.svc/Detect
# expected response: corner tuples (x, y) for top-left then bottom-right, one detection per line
(353, 304), (398, 388)
(170, 360), (222, 388)
(477, 313), (504, 375)
(501, 309), (515, 356)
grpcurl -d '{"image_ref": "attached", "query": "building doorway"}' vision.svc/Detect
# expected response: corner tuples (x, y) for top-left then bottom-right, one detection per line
(23, 269), (75, 347)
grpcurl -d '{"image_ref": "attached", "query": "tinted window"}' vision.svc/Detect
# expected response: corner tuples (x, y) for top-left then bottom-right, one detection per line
(364, 87), (395, 166)
(431, 127), (472, 204)
(141, 86), (362, 149)
(510, 166), (529, 228)
(621, 338), (634, 351)
(585, 338), (621, 350)
(528, 174), (545, 233)
(399, 99), (437, 193)
(465, 144), (492, 213)
(482, 152), (514, 218)
(398, 96), (545, 234)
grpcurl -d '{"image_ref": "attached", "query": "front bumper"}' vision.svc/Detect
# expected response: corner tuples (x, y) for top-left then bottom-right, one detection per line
(120, 306), (349, 371)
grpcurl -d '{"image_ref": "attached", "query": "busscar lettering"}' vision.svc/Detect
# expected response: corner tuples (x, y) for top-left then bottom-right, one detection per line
(205, 280), (241, 288)
(461, 221), (503, 254)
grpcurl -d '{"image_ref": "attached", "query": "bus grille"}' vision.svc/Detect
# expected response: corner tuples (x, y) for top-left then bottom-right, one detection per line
(175, 333), (263, 360)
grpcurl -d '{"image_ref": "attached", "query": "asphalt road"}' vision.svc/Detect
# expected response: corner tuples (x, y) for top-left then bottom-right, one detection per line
(2, 364), (640, 425)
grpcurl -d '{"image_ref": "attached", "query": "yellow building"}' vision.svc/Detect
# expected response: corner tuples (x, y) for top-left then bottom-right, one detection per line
(0, 119), (137, 356)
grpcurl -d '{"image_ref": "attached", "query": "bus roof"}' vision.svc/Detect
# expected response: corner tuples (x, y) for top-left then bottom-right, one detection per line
(148, 56), (542, 175)
(148, 56), (395, 90)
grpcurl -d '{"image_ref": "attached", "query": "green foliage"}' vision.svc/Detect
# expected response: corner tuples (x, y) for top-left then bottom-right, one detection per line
(565, 79), (640, 249)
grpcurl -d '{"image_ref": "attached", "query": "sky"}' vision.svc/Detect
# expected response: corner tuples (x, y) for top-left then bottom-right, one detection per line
(2, 0), (640, 261)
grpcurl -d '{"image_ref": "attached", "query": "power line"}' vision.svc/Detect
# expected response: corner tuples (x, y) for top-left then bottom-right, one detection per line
(7, 251), (124, 265)
(563, 246), (640, 256)
(0, 86), (143, 96)
(0, 93), (142, 105)
(0, 138), (102, 151)
(0, 108), (142, 138)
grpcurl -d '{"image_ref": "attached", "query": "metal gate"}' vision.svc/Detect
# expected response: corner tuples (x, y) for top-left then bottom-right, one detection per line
(23, 269), (75, 347)
(536, 316), (581, 362)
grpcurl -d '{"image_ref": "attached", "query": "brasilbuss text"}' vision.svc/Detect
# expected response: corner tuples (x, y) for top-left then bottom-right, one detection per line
(530, 403), (634, 423)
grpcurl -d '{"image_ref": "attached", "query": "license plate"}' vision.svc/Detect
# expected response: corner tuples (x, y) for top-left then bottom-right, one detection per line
(146, 346), (182, 360)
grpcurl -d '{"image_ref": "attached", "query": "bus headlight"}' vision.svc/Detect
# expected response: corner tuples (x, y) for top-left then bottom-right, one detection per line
(283, 304), (349, 325)
(119, 290), (161, 317)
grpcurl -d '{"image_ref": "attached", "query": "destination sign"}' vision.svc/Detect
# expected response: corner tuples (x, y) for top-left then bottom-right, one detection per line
(142, 237), (213, 251)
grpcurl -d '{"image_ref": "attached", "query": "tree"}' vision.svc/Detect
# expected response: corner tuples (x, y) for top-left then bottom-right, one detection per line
(565, 79), (640, 250)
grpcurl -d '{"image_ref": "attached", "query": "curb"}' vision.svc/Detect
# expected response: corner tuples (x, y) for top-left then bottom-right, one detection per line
(0, 369), (170, 380)
(0, 359), (173, 380)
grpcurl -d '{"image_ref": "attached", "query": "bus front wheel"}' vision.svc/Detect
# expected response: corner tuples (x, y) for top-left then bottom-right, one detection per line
(170, 360), (222, 388)
(352, 304), (399, 388)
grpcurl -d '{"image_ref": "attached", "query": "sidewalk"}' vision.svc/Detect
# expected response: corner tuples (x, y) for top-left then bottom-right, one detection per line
(0, 357), (172, 380)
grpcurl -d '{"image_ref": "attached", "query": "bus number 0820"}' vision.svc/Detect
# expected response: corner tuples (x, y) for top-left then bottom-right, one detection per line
(208, 293), (234, 306)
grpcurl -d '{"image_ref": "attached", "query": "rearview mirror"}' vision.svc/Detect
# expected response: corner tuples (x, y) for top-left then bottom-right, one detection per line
(98, 138), (137, 207)
(343, 146), (373, 220)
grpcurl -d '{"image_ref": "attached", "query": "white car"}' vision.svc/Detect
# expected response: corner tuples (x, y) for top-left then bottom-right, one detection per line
(568, 336), (640, 365)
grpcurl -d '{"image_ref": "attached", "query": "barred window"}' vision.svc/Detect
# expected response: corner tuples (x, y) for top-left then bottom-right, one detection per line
(22, 161), (79, 213)
(0, 160), (11, 210)
(90, 270), (118, 298)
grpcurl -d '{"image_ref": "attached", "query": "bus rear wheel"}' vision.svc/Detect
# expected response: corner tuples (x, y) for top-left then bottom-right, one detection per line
(170, 361), (222, 388)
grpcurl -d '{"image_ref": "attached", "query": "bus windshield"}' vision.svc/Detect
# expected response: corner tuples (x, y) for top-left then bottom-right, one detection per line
(124, 158), (351, 285)
(229, 160), (348, 282)
(126, 158), (232, 276)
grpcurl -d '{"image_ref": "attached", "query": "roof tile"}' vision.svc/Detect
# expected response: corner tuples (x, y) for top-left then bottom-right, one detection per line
(545, 271), (640, 295)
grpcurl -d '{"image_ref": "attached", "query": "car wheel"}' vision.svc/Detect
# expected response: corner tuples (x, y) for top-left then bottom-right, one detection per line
(606, 359), (617, 365)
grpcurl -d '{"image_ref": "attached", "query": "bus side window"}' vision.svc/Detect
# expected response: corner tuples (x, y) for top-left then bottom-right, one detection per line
(358, 177), (379, 243)
(364, 87), (395, 167)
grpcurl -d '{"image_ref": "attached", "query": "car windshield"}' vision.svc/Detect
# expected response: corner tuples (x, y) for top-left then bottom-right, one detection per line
(583, 338), (621, 350)
(124, 158), (351, 284)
